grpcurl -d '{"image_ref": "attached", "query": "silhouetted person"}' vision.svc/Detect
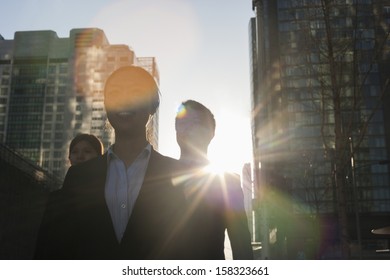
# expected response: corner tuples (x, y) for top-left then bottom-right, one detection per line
(68, 133), (103, 166)
(35, 66), (186, 259)
(175, 100), (253, 259)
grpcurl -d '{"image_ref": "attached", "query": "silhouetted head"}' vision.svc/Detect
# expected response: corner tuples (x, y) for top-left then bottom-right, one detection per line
(104, 66), (160, 136)
(175, 99), (216, 156)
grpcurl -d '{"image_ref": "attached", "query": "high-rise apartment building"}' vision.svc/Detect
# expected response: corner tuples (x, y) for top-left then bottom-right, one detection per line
(250, 0), (390, 259)
(0, 28), (160, 179)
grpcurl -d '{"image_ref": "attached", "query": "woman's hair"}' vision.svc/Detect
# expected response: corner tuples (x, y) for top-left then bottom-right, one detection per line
(69, 134), (104, 156)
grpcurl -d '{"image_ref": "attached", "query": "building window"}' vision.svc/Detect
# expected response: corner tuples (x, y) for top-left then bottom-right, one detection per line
(54, 151), (62, 158)
(54, 132), (63, 139)
(0, 88), (8, 96)
(48, 65), (56, 74)
(54, 142), (63, 149)
(58, 86), (66, 95)
(1, 78), (9, 85)
(42, 142), (51, 149)
(45, 97), (54, 103)
(57, 105), (64, 112)
(59, 64), (68, 74)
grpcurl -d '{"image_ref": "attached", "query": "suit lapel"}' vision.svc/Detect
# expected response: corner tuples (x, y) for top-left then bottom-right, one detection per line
(123, 150), (161, 229)
(83, 154), (119, 243)
(120, 151), (179, 245)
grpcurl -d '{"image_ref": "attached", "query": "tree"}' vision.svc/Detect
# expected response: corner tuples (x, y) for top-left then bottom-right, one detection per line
(251, 0), (389, 259)
(289, 0), (390, 258)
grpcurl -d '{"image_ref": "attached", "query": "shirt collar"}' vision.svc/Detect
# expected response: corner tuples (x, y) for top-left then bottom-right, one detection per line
(107, 143), (152, 162)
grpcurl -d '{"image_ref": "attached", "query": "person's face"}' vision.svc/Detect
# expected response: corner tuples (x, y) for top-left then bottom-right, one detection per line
(175, 107), (214, 151)
(104, 70), (155, 136)
(69, 140), (99, 166)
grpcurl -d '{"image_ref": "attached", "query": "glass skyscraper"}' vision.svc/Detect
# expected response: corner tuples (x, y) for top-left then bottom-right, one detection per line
(0, 28), (160, 179)
(250, 0), (390, 259)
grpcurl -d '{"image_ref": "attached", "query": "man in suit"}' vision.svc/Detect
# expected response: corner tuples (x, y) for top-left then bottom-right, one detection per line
(35, 66), (186, 259)
(174, 100), (253, 260)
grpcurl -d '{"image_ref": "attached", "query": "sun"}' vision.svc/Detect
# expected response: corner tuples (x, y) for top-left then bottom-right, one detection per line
(203, 161), (227, 175)
(207, 111), (252, 175)
(158, 108), (252, 176)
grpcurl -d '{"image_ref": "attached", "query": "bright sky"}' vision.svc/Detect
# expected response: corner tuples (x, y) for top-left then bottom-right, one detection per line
(1, 0), (255, 174)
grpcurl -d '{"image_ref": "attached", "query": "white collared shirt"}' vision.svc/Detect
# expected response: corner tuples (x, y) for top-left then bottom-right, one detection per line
(105, 144), (151, 242)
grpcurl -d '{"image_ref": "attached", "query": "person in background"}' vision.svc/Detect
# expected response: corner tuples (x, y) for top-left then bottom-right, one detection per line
(35, 66), (186, 260)
(175, 99), (253, 260)
(68, 133), (104, 166)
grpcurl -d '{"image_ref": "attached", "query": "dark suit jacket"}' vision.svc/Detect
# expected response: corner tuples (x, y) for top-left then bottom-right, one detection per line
(179, 169), (253, 260)
(34, 150), (186, 260)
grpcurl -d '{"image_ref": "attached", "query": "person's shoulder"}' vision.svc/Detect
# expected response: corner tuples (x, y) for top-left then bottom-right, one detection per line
(223, 171), (240, 181)
(150, 149), (179, 163)
(223, 171), (241, 184)
(68, 154), (106, 172)
(149, 149), (180, 171)
(219, 171), (243, 194)
(63, 154), (106, 187)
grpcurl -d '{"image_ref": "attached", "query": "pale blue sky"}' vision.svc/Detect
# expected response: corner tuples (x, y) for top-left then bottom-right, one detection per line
(1, 0), (255, 173)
